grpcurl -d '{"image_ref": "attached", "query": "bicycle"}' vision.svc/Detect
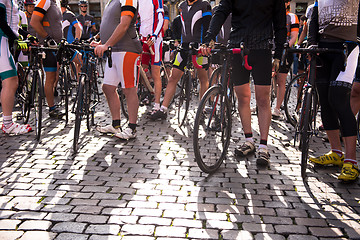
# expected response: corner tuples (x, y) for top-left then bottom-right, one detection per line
(70, 43), (112, 152)
(193, 44), (252, 173)
(281, 43), (347, 179)
(17, 43), (55, 141)
(176, 42), (203, 127)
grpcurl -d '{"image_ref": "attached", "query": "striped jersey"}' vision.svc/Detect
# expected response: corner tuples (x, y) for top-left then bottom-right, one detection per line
(33, 0), (63, 44)
(138, 0), (164, 38)
(286, 10), (299, 41)
(178, 0), (212, 44)
(62, 10), (80, 43)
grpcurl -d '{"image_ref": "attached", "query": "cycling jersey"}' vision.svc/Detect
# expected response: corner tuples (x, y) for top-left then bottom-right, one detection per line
(171, 15), (181, 42)
(204, 0), (286, 60)
(309, 0), (360, 44)
(62, 10), (79, 44)
(286, 10), (299, 41)
(19, 10), (28, 30)
(0, 0), (19, 40)
(100, 0), (142, 54)
(77, 14), (95, 40)
(178, 0), (212, 44)
(138, 0), (164, 38)
(25, 11), (36, 36)
(213, 6), (231, 45)
(33, 0), (63, 44)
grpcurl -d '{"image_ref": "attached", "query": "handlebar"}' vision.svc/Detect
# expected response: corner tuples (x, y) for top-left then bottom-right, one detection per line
(57, 39), (112, 68)
(193, 44), (252, 71)
(281, 42), (348, 68)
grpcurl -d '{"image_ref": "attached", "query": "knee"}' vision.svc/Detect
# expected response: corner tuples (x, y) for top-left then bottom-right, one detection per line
(102, 84), (116, 96)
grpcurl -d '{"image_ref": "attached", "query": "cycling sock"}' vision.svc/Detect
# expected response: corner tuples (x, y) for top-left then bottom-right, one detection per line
(49, 105), (56, 111)
(331, 149), (343, 157)
(244, 133), (253, 143)
(128, 123), (137, 131)
(112, 119), (121, 129)
(160, 106), (168, 112)
(259, 139), (268, 149)
(344, 159), (358, 167)
(3, 115), (13, 128)
(154, 103), (160, 110)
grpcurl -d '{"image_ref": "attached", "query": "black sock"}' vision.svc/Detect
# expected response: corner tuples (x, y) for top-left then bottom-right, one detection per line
(260, 139), (267, 145)
(129, 123), (137, 131)
(112, 119), (121, 129)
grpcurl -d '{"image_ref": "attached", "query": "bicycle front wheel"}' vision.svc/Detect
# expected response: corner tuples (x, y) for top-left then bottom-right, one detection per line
(300, 87), (313, 179)
(33, 70), (43, 141)
(73, 75), (85, 153)
(177, 72), (191, 127)
(193, 86), (232, 173)
(284, 73), (307, 127)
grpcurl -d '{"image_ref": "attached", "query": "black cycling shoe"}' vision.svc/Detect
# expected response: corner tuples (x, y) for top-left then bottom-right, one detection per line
(148, 109), (167, 121)
(49, 108), (65, 119)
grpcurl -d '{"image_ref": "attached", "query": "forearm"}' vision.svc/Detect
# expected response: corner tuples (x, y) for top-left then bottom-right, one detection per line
(75, 24), (82, 39)
(298, 24), (307, 45)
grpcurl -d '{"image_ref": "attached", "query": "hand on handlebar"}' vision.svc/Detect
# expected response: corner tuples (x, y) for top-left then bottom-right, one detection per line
(94, 44), (108, 58)
(199, 40), (215, 56)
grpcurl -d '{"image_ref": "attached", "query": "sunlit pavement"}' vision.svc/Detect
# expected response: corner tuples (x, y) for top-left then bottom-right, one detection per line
(0, 92), (359, 240)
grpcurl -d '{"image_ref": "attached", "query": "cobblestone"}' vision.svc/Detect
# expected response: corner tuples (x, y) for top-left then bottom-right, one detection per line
(1, 88), (360, 239)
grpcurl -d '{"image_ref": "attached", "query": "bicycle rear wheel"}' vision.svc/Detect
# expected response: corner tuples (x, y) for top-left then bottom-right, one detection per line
(209, 66), (221, 87)
(300, 87), (313, 179)
(177, 72), (191, 127)
(284, 73), (307, 127)
(33, 70), (43, 141)
(193, 86), (232, 173)
(58, 67), (69, 125)
(73, 75), (85, 153)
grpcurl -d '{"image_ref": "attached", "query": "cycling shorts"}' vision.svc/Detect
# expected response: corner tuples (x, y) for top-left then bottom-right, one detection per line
(316, 42), (359, 86)
(231, 49), (272, 86)
(0, 36), (17, 80)
(103, 51), (140, 89)
(141, 36), (163, 66)
(279, 52), (294, 74)
(43, 50), (57, 72)
(173, 48), (209, 72)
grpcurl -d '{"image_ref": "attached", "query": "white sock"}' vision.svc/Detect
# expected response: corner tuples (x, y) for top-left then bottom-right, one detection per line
(160, 105), (168, 112)
(3, 115), (13, 128)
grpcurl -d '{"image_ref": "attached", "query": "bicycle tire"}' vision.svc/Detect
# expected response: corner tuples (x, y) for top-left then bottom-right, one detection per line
(177, 72), (191, 127)
(300, 87), (313, 179)
(58, 67), (69, 125)
(73, 75), (85, 153)
(85, 67), (92, 131)
(20, 68), (32, 124)
(193, 85), (232, 173)
(284, 73), (307, 127)
(33, 70), (43, 141)
(209, 66), (221, 87)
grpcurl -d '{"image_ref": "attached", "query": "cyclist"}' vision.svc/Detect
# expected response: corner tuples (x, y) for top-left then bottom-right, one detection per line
(138, 0), (165, 114)
(200, 0), (286, 166)
(77, 0), (96, 42)
(61, 0), (82, 44)
(93, 0), (142, 140)
(31, 0), (65, 119)
(308, 0), (360, 181)
(24, 0), (36, 37)
(148, 0), (212, 121)
(0, 0), (32, 135)
(272, 0), (299, 119)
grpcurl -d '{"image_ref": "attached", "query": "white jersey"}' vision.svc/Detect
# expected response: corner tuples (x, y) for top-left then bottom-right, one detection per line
(138, 0), (164, 38)
(0, 0), (19, 38)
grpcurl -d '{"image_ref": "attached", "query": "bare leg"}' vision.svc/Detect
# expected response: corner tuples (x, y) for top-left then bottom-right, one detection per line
(161, 68), (183, 108)
(255, 85), (272, 141)
(234, 83), (252, 134)
(102, 84), (121, 120)
(1, 76), (18, 116)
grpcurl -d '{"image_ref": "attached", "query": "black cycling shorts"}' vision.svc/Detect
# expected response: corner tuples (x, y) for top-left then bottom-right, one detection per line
(231, 49), (272, 86)
(43, 50), (57, 72)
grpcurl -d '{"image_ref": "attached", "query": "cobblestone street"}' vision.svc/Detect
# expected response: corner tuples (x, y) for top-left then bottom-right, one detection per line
(1, 92), (360, 240)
